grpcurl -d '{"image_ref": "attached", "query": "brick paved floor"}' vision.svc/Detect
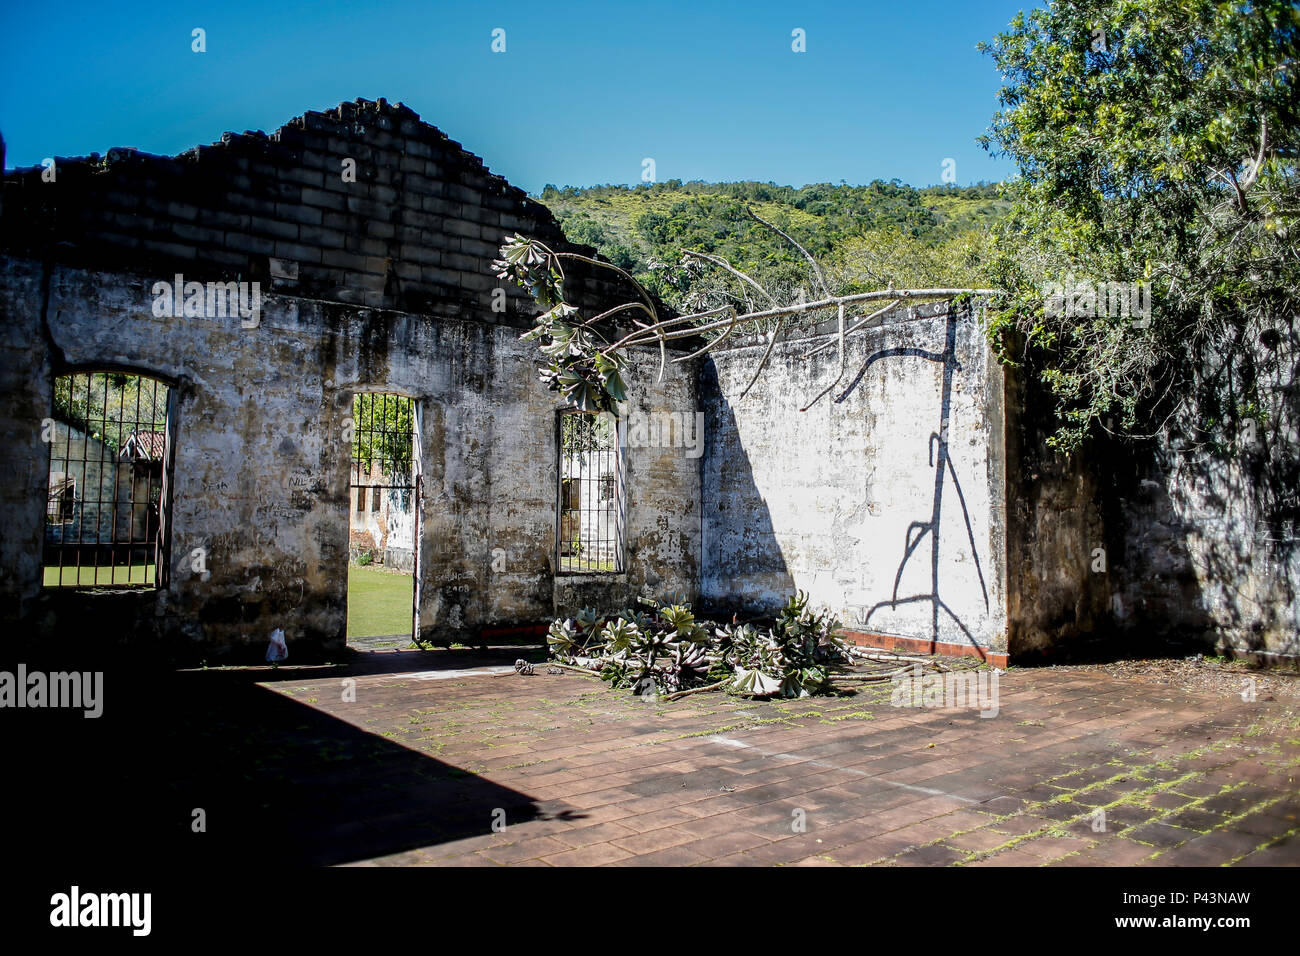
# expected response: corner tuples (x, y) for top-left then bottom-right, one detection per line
(18, 647), (1293, 868)
(250, 650), (1300, 867)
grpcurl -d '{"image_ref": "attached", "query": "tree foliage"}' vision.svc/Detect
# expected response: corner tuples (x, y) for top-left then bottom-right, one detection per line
(496, 225), (995, 415)
(53, 373), (168, 450)
(541, 179), (1006, 312)
(980, 0), (1300, 450)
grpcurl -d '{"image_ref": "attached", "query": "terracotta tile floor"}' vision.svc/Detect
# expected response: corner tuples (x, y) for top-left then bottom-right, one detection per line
(268, 650), (1300, 866)
(17, 648), (1294, 867)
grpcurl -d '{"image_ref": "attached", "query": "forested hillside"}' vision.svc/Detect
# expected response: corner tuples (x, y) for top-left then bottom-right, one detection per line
(536, 180), (1009, 309)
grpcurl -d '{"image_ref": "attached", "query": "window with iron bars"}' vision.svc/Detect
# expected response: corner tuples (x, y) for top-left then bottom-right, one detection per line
(350, 393), (416, 496)
(43, 371), (173, 588)
(558, 411), (624, 573)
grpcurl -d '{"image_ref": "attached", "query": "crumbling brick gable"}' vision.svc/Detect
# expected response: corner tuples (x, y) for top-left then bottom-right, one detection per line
(0, 97), (622, 324)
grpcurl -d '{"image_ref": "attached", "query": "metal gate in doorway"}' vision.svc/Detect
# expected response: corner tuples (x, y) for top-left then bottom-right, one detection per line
(349, 393), (420, 638)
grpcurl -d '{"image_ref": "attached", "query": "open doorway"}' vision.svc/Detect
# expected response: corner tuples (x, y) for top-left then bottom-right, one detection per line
(346, 392), (419, 649)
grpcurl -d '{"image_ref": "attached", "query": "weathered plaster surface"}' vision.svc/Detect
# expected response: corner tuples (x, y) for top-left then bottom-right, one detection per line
(701, 302), (1009, 653)
(0, 258), (699, 658)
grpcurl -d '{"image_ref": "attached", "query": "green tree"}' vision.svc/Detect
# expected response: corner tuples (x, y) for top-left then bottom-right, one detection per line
(541, 179), (1005, 313)
(352, 394), (415, 479)
(980, 0), (1299, 450)
(53, 372), (168, 449)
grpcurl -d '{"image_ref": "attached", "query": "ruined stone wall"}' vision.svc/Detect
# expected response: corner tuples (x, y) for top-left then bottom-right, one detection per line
(699, 302), (1010, 656)
(10, 95), (1284, 665)
(1000, 361), (1111, 660)
(1001, 328), (1299, 663)
(1103, 330), (1300, 662)
(1108, 456), (1300, 662)
(0, 97), (621, 319)
(0, 100), (699, 661)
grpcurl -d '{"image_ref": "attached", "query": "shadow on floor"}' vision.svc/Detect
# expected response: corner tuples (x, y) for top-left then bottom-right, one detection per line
(8, 648), (559, 867)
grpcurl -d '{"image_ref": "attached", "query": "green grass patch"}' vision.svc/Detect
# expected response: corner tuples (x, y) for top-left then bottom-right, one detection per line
(347, 564), (413, 639)
(43, 563), (155, 587)
(559, 560), (619, 573)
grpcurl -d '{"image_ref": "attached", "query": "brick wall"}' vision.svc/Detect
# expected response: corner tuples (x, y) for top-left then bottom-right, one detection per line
(0, 97), (624, 323)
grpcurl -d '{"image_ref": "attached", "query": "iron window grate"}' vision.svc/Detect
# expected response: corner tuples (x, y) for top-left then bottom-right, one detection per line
(558, 411), (624, 574)
(43, 371), (172, 588)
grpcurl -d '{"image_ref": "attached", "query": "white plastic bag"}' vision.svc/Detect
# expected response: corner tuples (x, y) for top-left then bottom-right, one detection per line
(266, 628), (288, 663)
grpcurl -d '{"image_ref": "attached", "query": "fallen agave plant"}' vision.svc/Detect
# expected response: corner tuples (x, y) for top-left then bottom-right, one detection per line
(546, 592), (858, 700)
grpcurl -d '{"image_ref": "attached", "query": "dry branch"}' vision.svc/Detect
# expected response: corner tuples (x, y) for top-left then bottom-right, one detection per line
(548, 662), (604, 678)
(663, 678), (733, 701)
(495, 210), (1000, 412)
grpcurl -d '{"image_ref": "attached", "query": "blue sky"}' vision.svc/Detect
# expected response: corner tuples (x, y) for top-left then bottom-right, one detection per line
(0, 0), (1031, 192)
